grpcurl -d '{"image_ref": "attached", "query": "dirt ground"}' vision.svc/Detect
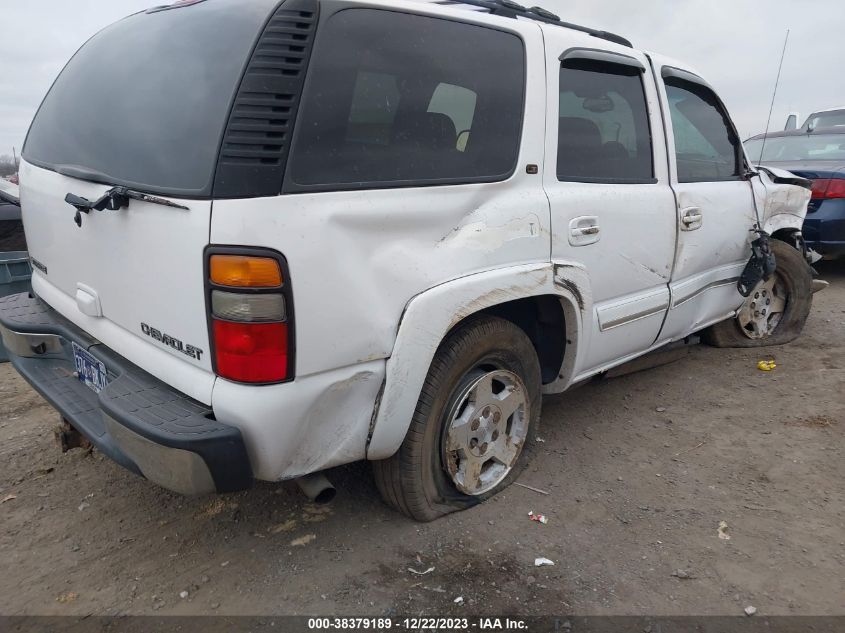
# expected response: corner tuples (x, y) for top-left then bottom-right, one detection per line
(0, 263), (843, 617)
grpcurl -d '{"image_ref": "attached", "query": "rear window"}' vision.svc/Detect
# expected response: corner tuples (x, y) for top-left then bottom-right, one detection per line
(807, 111), (845, 129)
(23, 0), (279, 196)
(744, 134), (845, 162)
(286, 9), (525, 190)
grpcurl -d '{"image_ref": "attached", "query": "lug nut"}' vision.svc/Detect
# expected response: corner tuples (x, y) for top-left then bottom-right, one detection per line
(480, 442), (488, 454)
(492, 430), (499, 441)
(471, 419), (480, 431)
(482, 407), (490, 417)
(469, 438), (478, 448)
(493, 411), (501, 423)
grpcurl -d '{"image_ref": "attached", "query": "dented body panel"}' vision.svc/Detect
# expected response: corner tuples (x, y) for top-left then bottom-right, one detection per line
(209, 9), (550, 476)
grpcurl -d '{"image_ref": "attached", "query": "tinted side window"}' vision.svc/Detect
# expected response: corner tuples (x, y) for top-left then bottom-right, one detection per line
(557, 60), (653, 183)
(665, 80), (741, 182)
(286, 10), (525, 190)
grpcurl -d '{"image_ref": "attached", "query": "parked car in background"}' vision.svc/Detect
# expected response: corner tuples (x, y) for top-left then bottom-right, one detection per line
(0, 179), (31, 363)
(745, 127), (845, 259)
(0, 179), (27, 251)
(784, 107), (845, 132)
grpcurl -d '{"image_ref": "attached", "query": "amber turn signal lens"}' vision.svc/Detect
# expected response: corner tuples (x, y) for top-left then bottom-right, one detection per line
(210, 255), (282, 288)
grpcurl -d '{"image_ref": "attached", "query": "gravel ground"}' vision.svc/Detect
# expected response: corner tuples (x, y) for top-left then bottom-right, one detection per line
(0, 262), (842, 617)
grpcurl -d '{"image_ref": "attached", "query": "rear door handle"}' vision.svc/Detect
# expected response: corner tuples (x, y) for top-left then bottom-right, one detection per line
(569, 216), (600, 246)
(681, 207), (703, 230)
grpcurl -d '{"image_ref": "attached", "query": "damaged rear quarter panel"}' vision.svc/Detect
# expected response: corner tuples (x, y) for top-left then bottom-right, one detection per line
(366, 263), (589, 460)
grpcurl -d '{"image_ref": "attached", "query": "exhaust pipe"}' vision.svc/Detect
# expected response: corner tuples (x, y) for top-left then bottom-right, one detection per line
(295, 472), (336, 504)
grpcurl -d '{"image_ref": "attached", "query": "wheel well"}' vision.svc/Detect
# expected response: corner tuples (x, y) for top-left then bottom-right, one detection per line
(772, 228), (803, 249)
(474, 295), (566, 384)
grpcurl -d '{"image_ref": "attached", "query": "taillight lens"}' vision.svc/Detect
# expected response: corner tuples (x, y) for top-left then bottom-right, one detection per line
(207, 250), (293, 384)
(210, 255), (283, 287)
(213, 321), (288, 383)
(211, 291), (286, 322)
(810, 178), (845, 200)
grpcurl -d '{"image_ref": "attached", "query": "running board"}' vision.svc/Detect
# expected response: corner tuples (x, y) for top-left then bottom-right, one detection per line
(603, 336), (700, 380)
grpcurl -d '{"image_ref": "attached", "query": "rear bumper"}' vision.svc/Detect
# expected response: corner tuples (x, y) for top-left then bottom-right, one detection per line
(0, 292), (252, 494)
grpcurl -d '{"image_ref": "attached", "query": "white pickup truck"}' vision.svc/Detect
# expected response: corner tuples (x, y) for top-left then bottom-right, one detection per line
(0, 0), (815, 520)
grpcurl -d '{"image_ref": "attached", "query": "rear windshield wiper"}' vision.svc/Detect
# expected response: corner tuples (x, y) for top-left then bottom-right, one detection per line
(65, 186), (188, 227)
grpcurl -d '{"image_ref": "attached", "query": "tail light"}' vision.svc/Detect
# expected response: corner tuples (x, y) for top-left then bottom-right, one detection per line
(206, 249), (294, 384)
(810, 178), (845, 200)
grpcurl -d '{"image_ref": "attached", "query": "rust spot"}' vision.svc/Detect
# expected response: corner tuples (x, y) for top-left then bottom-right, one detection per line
(54, 418), (92, 453)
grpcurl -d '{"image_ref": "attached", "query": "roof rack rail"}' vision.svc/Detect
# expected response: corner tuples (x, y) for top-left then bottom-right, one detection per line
(437, 0), (633, 48)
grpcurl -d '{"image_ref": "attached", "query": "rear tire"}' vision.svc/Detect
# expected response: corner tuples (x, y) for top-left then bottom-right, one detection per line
(373, 316), (542, 521)
(703, 240), (813, 348)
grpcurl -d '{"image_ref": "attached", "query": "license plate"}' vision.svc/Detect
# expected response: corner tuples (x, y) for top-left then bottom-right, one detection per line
(72, 342), (109, 393)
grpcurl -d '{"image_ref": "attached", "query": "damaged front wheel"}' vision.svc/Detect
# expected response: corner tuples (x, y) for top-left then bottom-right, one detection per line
(704, 240), (813, 348)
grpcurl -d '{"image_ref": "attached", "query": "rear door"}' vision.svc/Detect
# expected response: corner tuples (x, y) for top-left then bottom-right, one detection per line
(649, 57), (756, 340)
(542, 30), (677, 375)
(18, 0), (280, 400)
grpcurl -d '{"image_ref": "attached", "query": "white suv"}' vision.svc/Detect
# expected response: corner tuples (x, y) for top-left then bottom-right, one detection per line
(1, 0), (814, 520)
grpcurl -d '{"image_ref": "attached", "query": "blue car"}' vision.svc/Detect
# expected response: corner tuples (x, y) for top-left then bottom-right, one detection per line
(745, 126), (845, 259)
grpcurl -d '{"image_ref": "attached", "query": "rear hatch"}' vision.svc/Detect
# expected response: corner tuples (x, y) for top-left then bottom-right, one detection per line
(19, 0), (280, 389)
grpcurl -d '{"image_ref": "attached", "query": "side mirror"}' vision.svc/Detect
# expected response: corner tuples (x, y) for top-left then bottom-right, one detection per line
(784, 113), (799, 131)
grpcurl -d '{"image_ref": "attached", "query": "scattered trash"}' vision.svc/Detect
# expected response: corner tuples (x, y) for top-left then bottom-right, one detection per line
(1, 494), (16, 503)
(757, 360), (776, 372)
(268, 519), (297, 534)
(210, 602), (220, 610)
(717, 521), (731, 540)
(220, 560), (230, 567)
(744, 606), (757, 616)
(408, 566), (435, 576)
(528, 511), (548, 525)
(671, 569), (696, 580)
(535, 437), (546, 443)
(77, 502), (89, 511)
(290, 533), (316, 547)
(453, 596), (464, 605)
(179, 590), (189, 599)
(424, 586), (446, 593)
(56, 592), (78, 604)
(674, 442), (706, 458)
(514, 482), (550, 496)
(656, 407), (667, 413)
(534, 557), (555, 567)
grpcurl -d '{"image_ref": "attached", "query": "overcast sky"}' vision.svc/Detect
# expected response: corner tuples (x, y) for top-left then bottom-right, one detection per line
(1, 0), (844, 159)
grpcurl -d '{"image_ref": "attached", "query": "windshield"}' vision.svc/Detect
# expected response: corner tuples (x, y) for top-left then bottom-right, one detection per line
(23, 0), (278, 196)
(744, 134), (845, 163)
